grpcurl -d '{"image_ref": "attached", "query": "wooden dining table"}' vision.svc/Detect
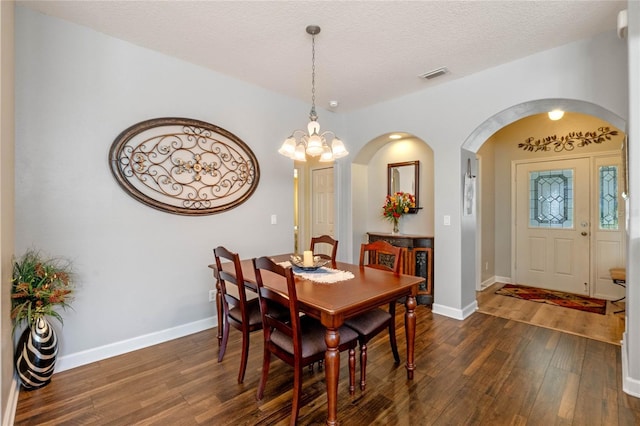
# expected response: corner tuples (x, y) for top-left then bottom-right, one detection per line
(210, 254), (425, 426)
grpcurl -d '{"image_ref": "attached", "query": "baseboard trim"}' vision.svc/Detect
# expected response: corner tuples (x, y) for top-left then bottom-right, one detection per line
(480, 276), (495, 290)
(480, 276), (513, 290)
(2, 376), (19, 426)
(622, 333), (640, 397)
(432, 300), (478, 320)
(55, 316), (217, 373)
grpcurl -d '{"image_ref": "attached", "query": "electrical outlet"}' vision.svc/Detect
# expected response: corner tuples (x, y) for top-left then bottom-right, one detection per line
(209, 290), (215, 302)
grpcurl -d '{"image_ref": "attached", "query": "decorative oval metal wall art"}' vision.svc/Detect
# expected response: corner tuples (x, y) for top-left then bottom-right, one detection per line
(109, 118), (260, 215)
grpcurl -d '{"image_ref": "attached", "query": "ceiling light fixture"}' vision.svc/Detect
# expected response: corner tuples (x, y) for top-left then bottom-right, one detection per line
(278, 25), (348, 162)
(548, 109), (565, 120)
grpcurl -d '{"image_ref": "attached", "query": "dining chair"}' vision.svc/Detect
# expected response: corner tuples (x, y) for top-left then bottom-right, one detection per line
(344, 240), (402, 391)
(213, 246), (266, 384)
(253, 256), (358, 425)
(310, 234), (338, 262)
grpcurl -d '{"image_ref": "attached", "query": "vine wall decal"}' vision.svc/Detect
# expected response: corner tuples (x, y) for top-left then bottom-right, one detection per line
(518, 127), (619, 153)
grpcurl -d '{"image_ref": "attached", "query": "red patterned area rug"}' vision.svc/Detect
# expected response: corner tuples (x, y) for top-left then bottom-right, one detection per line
(495, 284), (607, 315)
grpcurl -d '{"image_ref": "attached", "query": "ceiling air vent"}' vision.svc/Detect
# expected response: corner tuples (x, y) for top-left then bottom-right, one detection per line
(419, 67), (448, 80)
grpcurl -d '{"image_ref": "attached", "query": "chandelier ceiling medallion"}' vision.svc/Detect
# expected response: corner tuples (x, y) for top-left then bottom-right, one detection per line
(278, 25), (348, 162)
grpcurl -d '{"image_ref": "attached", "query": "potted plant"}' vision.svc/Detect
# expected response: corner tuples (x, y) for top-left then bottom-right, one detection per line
(382, 191), (416, 234)
(11, 249), (74, 389)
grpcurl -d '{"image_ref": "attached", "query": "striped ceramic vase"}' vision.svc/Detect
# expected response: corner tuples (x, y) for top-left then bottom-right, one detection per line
(15, 316), (58, 390)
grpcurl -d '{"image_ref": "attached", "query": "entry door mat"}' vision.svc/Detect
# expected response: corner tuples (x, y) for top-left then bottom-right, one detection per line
(495, 284), (607, 315)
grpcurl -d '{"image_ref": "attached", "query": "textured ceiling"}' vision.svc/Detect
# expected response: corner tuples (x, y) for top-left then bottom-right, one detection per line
(18, 0), (627, 112)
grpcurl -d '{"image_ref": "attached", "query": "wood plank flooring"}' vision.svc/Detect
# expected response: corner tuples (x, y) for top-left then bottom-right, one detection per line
(477, 282), (625, 346)
(14, 299), (639, 425)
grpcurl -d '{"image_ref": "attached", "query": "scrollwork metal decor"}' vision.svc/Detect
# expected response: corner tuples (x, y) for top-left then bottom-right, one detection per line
(518, 127), (618, 153)
(109, 118), (260, 215)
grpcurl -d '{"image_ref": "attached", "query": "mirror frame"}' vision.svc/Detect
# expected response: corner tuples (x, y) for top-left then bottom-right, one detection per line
(387, 160), (420, 213)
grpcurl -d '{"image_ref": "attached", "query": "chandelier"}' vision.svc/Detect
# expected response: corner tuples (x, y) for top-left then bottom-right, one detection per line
(278, 25), (348, 162)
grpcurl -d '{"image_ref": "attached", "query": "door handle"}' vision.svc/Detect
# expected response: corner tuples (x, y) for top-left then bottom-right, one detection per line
(581, 231), (588, 236)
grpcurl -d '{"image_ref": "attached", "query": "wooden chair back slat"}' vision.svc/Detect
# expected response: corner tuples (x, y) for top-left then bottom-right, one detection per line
(310, 235), (339, 261)
(253, 257), (301, 351)
(359, 240), (402, 273)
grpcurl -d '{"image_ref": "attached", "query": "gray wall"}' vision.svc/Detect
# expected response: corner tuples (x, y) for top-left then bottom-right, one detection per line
(624, 0), (639, 389)
(7, 1), (640, 404)
(0, 1), (15, 423)
(13, 6), (343, 369)
(344, 30), (627, 316)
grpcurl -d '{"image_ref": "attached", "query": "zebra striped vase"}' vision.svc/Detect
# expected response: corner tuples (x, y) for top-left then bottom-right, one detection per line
(15, 316), (58, 390)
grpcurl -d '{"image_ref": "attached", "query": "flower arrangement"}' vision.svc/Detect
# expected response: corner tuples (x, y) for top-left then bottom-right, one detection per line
(382, 192), (416, 233)
(11, 250), (74, 332)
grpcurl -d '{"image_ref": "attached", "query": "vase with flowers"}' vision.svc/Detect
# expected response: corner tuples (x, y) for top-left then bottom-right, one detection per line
(11, 249), (74, 389)
(382, 191), (416, 234)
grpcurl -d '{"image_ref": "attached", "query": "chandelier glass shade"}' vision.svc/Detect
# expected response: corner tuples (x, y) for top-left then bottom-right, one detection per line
(278, 25), (348, 162)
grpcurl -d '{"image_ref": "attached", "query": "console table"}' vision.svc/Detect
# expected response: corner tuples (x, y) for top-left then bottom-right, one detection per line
(367, 232), (434, 305)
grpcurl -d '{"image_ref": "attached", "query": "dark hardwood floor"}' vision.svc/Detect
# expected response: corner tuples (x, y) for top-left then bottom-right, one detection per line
(14, 303), (640, 425)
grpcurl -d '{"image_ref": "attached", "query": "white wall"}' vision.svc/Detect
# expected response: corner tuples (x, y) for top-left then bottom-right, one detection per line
(13, 7), (343, 370)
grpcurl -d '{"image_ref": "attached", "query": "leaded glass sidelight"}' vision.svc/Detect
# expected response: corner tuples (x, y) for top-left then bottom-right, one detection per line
(599, 166), (618, 230)
(529, 169), (574, 228)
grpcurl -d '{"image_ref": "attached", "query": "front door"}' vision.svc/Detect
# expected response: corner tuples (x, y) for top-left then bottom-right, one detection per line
(515, 158), (591, 294)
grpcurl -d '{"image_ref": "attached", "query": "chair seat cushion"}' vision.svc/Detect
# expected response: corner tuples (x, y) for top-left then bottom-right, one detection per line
(229, 298), (262, 326)
(344, 308), (391, 335)
(229, 298), (289, 327)
(271, 316), (358, 358)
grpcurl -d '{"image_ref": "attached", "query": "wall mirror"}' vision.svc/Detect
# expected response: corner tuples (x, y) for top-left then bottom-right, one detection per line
(387, 160), (420, 213)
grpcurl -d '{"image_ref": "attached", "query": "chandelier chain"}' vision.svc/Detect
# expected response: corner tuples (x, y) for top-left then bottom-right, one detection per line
(277, 25), (348, 161)
(311, 33), (316, 117)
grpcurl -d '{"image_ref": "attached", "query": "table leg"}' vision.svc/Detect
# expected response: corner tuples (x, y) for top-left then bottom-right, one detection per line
(324, 327), (340, 426)
(405, 294), (417, 379)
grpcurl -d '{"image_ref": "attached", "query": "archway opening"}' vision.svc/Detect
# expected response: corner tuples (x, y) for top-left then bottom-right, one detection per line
(461, 98), (627, 317)
(352, 133), (435, 256)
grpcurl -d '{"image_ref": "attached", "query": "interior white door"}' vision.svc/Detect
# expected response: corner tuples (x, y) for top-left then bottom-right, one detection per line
(515, 158), (590, 294)
(311, 167), (334, 255)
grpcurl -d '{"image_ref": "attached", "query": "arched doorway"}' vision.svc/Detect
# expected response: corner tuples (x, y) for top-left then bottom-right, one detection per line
(461, 98), (627, 303)
(351, 133), (435, 262)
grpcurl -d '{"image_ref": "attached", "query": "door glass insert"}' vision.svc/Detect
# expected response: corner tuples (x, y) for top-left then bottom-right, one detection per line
(529, 169), (574, 228)
(599, 165), (618, 230)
